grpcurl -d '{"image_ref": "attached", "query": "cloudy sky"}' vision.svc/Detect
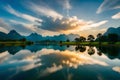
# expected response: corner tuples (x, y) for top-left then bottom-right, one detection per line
(0, 0), (120, 36)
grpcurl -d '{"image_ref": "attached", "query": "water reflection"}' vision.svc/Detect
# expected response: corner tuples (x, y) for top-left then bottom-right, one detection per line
(75, 45), (86, 52)
(0, 45), (120, 80)
(0, 45), (70, 55)
(88, 46), (95, 55)
(96, 46), (120, 59)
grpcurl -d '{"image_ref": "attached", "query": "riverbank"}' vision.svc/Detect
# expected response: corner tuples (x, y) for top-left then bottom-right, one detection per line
(0, 41), (33, 46)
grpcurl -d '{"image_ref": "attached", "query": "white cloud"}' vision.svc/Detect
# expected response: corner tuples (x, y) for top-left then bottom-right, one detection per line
(0, 27), (8, 33)
(5, 5), (42, 22)
(40, 64), (62, 77)
(9, 19), (39, 35)
(28, 2), (63, 20)
(0, 18), (37, 35)
(80, 20), (108, 30)
(97, 0), (120, 14)
(0, 19), (11, 33)
(112, 12), (120, 19)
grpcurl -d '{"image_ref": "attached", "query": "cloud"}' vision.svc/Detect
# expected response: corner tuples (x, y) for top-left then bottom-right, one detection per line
(29, 3), (63, 20)
(113, 66), (120, 73)
(10, 19), (60, 36)
(0, 51), (11, 63)
(0, 27), (8, 33)
(58, 0), (71, 10)
(38, 16), (108, 34)
(9, 20), (39, 35)
(112, 12), (120, 19)
(5, 5), (42, 22)
(0, 19), (11, 33)
(80, 20), (108, 30)
(0, 18), (37, 35)
(58, 0), (71, 17)
(37, 49), (108, 69)
(97, 0), (120, 14)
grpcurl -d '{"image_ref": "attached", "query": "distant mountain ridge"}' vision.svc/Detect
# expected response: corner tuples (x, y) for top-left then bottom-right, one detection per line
(0, 30), (80, 41)
(26, 32), (80, 42)
(104, 27), (120, 36)
(0, 30), (24, 40)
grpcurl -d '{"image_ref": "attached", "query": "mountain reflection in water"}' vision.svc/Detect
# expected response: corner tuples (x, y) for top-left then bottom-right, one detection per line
(0, 45), (120, 80)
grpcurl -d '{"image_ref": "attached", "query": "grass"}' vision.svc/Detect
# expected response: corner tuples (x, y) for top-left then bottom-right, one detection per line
(0, 41), (33, 46)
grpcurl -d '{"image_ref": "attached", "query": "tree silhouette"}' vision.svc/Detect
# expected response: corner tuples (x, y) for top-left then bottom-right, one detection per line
(79, 36), (86, 42)
(88, 47), (95, 55)
(75, 45), (86, 52)
(66, 39), (70, 42)
(74, 37), (80, 42)
(74, 36), (86, 42)
(97, 33), (102, 45)
(87, 35), (95, 42)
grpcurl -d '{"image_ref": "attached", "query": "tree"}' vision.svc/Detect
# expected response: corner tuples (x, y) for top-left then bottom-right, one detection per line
(97, 33), (102, 45)
(74, 38), (79, 42)
(79, 36), (86, 42)
(66, 39), (70, 42)
(74, 36), (86, 42)
(87, 35), (95, 42)
(75, 45), (86, 52)
(88, 47), (95, 55)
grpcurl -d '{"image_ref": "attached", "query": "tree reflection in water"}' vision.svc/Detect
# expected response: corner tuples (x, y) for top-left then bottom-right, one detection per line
(96, 46), (120, 59)
(74, 45), (120, 59)
(87, 46), (95, 55)
(75, 45), (86, 52)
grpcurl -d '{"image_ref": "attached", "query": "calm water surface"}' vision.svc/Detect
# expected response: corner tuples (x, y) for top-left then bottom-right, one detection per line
(0, 45), (120, 80)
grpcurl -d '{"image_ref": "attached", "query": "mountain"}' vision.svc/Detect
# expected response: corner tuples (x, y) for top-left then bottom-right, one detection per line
(26, 32), (80, 42)
(0, 32), (7, 40)
(26, 33), (43, 41)
(104, 27), (120, 36)
(0, 30), (24, 41)
(0, 30), (80, 41)
(7, 30), (24, 40)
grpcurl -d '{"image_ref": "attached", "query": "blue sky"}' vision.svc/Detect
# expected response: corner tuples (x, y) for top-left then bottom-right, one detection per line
(0, 0), (120, 36)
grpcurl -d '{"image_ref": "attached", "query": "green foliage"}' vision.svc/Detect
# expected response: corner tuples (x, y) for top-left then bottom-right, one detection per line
(74, 36), (86, 42)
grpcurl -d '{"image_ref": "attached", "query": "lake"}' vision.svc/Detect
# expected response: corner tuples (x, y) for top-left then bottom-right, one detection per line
(0, 45), (120, 80)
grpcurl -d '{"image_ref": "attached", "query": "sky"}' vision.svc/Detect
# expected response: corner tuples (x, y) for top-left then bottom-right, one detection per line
(0, 0), (120, 37)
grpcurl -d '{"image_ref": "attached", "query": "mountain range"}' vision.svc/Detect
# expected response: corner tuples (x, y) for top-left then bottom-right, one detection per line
(0, 30), (80, 41)
(0, 30), (24, 40)
(0, 27), (120, 42)
(104, 27), (120, 36)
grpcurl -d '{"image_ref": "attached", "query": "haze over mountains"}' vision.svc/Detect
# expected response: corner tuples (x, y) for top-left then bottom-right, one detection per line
(0, 27), (120, 41)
